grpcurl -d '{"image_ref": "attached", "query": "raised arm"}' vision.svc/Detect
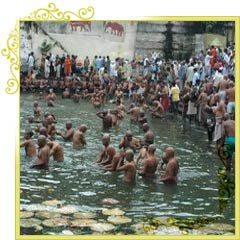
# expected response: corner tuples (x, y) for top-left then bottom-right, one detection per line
(96, 111), (105, 119)
(61, 129), (74, 141)
(20, 140), (28, 148)
(116, 157), (126, 171)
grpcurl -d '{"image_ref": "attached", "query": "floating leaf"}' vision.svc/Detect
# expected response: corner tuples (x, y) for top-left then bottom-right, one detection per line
(20, 218), (41, 228)
(102, 198), (120, 205)
(55, 205), (79, 214)
(102, 208), (125, 216)
(152, 226), (182, 235)
(131, 223), (146, 234)
(62, 230), (74, 235)
(34, 225), (43, 232)
(90, 223), (115, 232)
(21, 204), (55, 212)
(107, 215), (132, 224)
(73, 212), (97, 219)
(42, 199), (64, 207)
(20, 211), (34, 219)
(42, 217), (69, 227)
(71, 219), (97, 227)
(35, 211), (61, 219)
(207, 223), (234, 232)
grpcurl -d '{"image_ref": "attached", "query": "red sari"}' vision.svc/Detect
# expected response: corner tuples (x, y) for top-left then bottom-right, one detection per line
(160, 94), (170, 112)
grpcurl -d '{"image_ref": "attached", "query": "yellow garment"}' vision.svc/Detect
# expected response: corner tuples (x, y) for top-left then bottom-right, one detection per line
(171, 86), (180, 102)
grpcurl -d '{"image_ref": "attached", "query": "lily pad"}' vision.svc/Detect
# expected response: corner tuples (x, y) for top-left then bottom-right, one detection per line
(131, 223), (146, 234)
(42, 217), (69, 227)
(20, 218), (41, 228)
(62, 230), (74, 235)
(42, 199), (64, 207)
(55, 205), (79, 214)
(102, 198), (120, 205)
(73, 212), (97, 219)
(102, 208), (125, 216)
(90, 223), (115, 232)
(71, 219), (97, 227)
(35, 225), (43, 232)
(35, 211), (61, 219)
(151, 226), (182, 235)
(107, 215), (132, 224)
(21, 204), (55, 212)
(20, 211), (34, 219)
(196, 226), (218, 235)
(207, 223), (235, 232)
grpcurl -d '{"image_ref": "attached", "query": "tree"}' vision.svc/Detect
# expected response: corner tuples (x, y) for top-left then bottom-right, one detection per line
(163, 22), (173, 61)
(39, 40), (53, 54)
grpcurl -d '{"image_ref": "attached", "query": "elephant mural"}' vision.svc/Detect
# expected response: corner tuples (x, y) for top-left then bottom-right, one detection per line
(104, 22), (124, 36)
(70, 21), (91, 32)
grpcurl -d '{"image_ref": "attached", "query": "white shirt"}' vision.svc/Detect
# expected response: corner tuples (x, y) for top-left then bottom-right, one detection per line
(204, 55), (211, 67)
(192, 72), (200, 86)
(45, 59), (50, 73)
(27, 55), (34, 67)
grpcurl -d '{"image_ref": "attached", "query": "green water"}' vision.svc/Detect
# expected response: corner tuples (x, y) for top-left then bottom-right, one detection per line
(20, 93), (234, 234)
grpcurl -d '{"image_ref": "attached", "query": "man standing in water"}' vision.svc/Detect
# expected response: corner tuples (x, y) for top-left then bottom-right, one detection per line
(142, 123), (155, 146)
(20, 130), (36, 159)
(48, 141), (64, 162)
(116, 149), (136, 183)
(226, 81), (235, 119)
(222, 113), (235, 171)
(96, 134), (116, 165)
(46, 115), (57, 140)
(119, 130), (141, 152)
(46, 89), (57, 107)
(104, 152), (124, 171)
(139, 144), (158, 178)
(73, 124), (88, 149)
(33, 101), (42, 119)
(160, 147), (179, 184)
(127, 103), (141, 122)
(96, 110), (113, 129)
(57, 121), (74, 141)
(31, 135), (50, 169)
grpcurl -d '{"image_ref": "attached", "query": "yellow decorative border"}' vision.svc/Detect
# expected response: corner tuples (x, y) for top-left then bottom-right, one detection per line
(1, 2), (94, 95)
(1, 22), (20, 94)
(21, 3), (94, 21)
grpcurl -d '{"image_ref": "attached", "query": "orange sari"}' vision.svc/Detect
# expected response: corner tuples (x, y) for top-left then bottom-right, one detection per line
(65, 58), (72, 76)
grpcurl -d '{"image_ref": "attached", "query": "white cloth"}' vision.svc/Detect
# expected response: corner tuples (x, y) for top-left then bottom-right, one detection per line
(27, 55), (34, 67)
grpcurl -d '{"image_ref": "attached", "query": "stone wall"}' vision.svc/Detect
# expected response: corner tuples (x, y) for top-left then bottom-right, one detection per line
(36, 21), (137, 61)
(135, 21), (196, 60)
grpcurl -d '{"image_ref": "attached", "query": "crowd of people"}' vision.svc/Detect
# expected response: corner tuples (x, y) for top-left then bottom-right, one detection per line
(21, 44), (235, 187)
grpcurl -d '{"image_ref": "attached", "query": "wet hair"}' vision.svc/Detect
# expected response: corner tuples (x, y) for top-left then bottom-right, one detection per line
(39, 127), (47, 136)
(80, 124), (87, 132)
(142, 123), (150, 131)
(125, 130), (132, 137)
(148, 144), (156, 153)
(38, 135), (47, 145)
(166, 147), (174, 158)
(125, 149), (134, 160)
(25, 129), (34, 137)
(102, 133), (110, 140)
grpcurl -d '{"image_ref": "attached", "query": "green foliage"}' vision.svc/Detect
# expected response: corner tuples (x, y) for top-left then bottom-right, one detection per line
(164, 22), (173, 61)
(39, 40), (53, 53)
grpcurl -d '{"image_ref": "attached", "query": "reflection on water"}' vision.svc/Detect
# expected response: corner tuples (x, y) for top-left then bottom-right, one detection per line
(20, 93), (234, 233)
